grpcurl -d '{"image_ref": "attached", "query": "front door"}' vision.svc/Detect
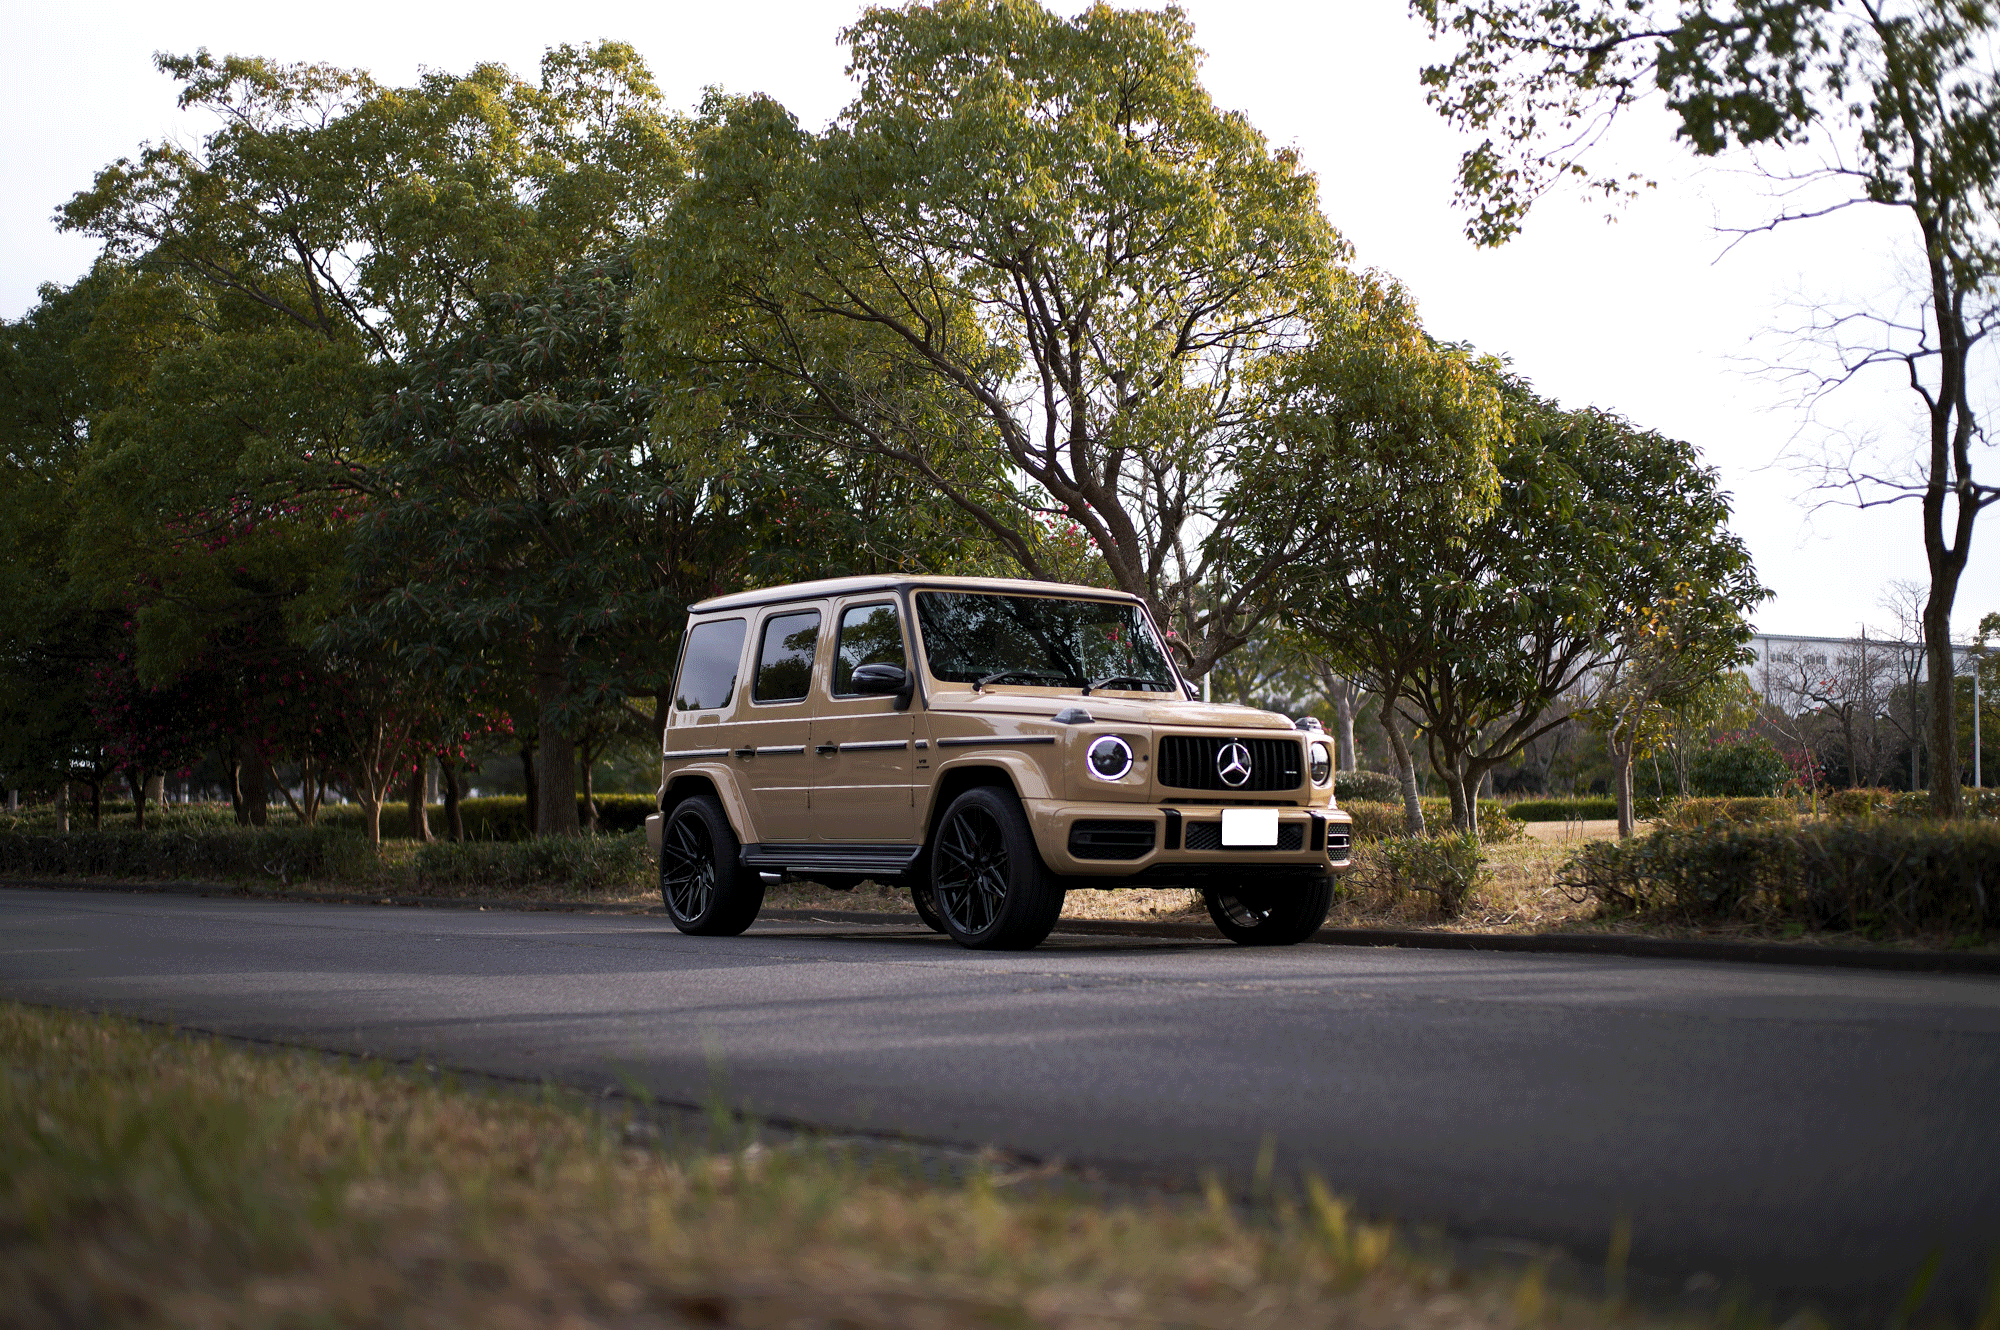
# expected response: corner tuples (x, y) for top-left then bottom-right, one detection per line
(812, 598), (919, 843)
(734, 605), (823, 843)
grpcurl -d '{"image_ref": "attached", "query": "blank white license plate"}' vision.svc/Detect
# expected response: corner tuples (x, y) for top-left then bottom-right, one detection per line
(1220, 808), (1279, 847)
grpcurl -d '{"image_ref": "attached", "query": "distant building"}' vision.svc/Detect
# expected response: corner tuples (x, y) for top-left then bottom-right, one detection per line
(1746, 632), (1973, 694)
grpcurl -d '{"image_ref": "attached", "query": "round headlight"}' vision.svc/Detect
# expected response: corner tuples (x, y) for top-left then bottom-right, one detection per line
(1086, 734), (1134, 781)
(1309, 741), (1332, 786)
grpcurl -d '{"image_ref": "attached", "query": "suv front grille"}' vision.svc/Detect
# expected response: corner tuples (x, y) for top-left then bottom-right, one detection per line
(1157, 736), (1303, 792)
(1068, 819), (1157, 860)
(1183, 821), (1306, 852)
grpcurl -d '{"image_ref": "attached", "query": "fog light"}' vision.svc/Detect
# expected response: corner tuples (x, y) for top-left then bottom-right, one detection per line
(1086, 734), (1134, 781)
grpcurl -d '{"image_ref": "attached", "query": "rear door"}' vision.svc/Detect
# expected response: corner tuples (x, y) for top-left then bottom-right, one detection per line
(811, 598), (918, 843)
(735, 604), (824, 843)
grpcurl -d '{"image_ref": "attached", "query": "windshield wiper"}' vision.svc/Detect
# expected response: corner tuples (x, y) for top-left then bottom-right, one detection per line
(1083, 675), (1174, 695)
(974, 669), (1071, 692)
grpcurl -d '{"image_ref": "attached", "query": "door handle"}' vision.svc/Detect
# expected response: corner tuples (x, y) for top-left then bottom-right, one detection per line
(815, 744), (838, 755)
(734, 748), (755, 760)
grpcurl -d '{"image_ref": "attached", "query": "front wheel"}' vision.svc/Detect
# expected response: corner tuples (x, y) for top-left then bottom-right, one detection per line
(660, 796), (764, 936)
(929, 787), (1065, 950)
(1202, 878), (1333, 946)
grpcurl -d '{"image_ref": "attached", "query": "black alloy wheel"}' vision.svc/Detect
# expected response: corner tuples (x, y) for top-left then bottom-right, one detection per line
(1201, 877), (1334, 946)
(660, 795), (764, 936)
(929, 787), (1065, 950)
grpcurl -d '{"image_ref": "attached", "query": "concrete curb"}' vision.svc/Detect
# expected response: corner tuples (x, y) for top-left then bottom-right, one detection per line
(6, 877), (1997, 976)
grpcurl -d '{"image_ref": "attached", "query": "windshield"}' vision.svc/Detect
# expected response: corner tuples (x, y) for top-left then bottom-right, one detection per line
(914, 592), (1179, 690)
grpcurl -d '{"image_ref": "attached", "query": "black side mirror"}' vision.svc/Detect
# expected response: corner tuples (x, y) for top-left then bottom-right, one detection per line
(850, 662), (909, 696)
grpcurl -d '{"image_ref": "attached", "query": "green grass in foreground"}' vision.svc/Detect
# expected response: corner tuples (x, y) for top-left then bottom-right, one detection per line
(1, 1002), (1758, 1330)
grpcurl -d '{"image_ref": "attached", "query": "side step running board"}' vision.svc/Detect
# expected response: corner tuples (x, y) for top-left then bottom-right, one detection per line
(739, 843), (924, 876)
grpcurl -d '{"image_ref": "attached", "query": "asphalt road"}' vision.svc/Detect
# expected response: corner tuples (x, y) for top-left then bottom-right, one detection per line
(5, 886), (1997, 1324)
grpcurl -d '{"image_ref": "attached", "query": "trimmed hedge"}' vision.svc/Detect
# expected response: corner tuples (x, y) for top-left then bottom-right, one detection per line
(1822, 787), (2000, 820)
(1505, 796), (1618, 822)
(1340, 798), (1521, 844)
(1559, 820), (2000, 937)
(414, 832), (653, 893)
(318, 794), (656, 841)
(1648, 797), (1796, 830)
(0, 827), (378, 883)
(1334, 770), (1401, 803)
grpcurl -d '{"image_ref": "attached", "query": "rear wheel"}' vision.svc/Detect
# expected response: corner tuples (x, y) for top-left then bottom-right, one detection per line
(907, 871), (948, 934)
(1202, 877), (1333, 946)
(660, 796), (763, 936)
(929, 787), (1064, 950)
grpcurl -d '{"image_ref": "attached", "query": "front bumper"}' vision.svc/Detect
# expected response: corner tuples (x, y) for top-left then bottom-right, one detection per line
(1028, 800), (1353, 880)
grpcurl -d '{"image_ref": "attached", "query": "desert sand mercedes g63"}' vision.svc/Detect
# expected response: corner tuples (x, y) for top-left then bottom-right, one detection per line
(643, 575), (1354, 950)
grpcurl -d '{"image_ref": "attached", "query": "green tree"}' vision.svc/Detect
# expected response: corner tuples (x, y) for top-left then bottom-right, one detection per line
(1582, 592), (1757, 836)
(348, 255), (749, 837)
(634, 0), (1363, 674)
(1414, 0), (2000, 815)
(1273, 367), (1762, 834)
(48, 44), (690, 831)
(1232, 327), (1509, 832)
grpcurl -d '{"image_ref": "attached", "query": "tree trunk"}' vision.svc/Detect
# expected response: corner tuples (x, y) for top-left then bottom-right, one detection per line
(1925, 602), (1961, 815)
(88, 781), (101, 831)
(1441, 759), (1481, 836)
(55, 782), (69, 833)
(237, 735), (268, 827)
(362, 792), (383, 847)
(1380, 705), (1426, 836)
(144, 773), (165, 811)
(539, 726), (578, 836)
(442, 762), (465, 842)
(535, 633), (580, 837)
(1333, 685), (1357, 772)
(129, 770), (147, 830)
(406, 759), (433, 843)
(520, 745), (539, 835)
(579, 747), (598, 834)
(1612, 737), (1637, 839)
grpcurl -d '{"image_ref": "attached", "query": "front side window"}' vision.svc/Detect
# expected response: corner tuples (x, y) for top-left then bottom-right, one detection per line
(753, 610), (821, 703)
(913, 592), (1176, 689)
(674, 618), (747, 711)
(832, 603), (908, 696)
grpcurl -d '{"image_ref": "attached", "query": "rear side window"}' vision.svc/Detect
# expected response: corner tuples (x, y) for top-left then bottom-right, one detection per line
(753, 610), (821, 703)
(832, 603), (907, 695)
(674, 618), (746, 711)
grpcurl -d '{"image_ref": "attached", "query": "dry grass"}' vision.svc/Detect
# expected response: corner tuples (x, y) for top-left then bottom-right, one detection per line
(2, 1001), (1725, 1330)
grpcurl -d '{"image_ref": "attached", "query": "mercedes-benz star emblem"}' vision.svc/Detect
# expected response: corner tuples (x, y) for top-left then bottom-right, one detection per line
(1216, 740), (1253, 787)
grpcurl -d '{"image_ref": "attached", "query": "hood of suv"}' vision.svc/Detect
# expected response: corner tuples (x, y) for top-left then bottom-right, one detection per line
(926, 690), (1299, 731)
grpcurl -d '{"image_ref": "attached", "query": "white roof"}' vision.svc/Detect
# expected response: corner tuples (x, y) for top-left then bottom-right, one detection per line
(689, 574), (1142, 615)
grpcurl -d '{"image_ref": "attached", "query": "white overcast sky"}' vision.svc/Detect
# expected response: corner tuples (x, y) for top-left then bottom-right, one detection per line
(4, 0), (1994, 638)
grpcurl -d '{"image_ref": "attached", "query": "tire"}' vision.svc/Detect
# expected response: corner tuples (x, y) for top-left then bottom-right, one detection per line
(1202, 877), (1334, 946)
(906, 867), (948, 934)
(660, 796), (764, 936)
(928, 787), (1065, 950)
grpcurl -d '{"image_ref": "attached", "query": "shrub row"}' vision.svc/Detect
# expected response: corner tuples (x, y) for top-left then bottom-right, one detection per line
(1818, 787), (2000, 820)
(413, 832), (654, 894)
(1333, 770), (1402, 803)
(1558, 820), (2000, 937)
(0, 827), (379, 884)
(1504, 796), (1618, 822)
(317, 794), (657, 841)
(1646, 797), (1797, 829)
(1340, 799), (1521, 844)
